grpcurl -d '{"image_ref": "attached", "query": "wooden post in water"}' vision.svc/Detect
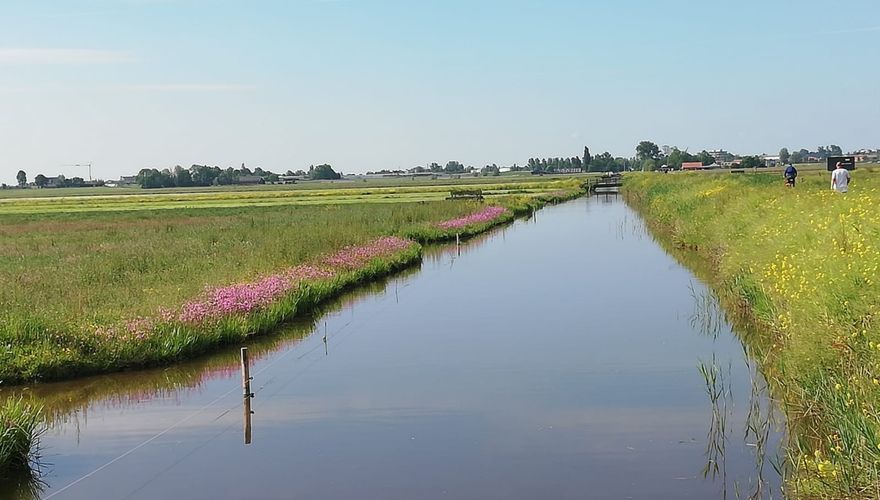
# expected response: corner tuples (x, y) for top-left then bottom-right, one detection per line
(456, 233), (460, 255)
(241, 347), (251, 397)
(241, 347), (253, 444)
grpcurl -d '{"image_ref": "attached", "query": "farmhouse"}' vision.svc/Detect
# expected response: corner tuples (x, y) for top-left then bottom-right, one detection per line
(238, 175), (265, 185)
(681, 162), (707, 171)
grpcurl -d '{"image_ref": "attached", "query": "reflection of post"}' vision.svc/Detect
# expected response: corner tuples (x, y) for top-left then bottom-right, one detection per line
(241, 347), (254, 445)
(244, 395), (252, 445)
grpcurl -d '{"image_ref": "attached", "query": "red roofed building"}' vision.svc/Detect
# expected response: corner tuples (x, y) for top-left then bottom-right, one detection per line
(681, 162), (706, 170)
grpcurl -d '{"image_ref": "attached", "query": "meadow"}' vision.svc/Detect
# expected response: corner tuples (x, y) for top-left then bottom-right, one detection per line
(625, 168), (880, 497)
(0, 177), (586, 472)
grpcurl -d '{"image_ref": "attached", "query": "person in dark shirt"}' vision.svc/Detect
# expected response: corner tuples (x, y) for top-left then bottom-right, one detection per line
(783, 164), (798, 187)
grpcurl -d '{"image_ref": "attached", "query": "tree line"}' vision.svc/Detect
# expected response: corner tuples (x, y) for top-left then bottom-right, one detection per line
(778, 145), (843, 164)
(135, 163), (341, 188)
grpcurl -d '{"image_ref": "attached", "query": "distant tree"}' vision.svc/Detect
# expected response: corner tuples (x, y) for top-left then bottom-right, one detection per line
(698, 150), (715, 166)
(136, 168), (172, 189)
(309, 164), (341, 180)
(16, 170), (27, 187)
(642, 159), (657, 171)
(443, 161), (466, 174)
(34, 174), (48, 187)
(583, 146), (592, 168)
(828, 144), (843, 156)
(216, 167), (238, 185)
(265, 173), (279, 183)
(239, 163), (252, 175)
(481, 165), (500, 176)
(779, 148), (791, 164)
(666, 149), (683, 170)
(590, 152), (616, 172)
(636, 141), (661, 161)
(174, 166), (194, 187)
(56, 174), (66, 187)
(190, 165), (220, 186)
(790, 150), (805, 163)
(741, 156), (763, 169)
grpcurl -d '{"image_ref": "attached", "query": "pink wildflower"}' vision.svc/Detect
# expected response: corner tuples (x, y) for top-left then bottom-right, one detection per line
(437, 206), (508, 230)
(176, 238), (413, 324)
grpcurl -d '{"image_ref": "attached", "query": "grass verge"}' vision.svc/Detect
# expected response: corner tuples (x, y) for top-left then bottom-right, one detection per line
(624, 169), (880, 498)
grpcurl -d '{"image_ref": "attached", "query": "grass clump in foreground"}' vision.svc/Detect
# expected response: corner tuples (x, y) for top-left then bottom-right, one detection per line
(0, 398), (42, 473)
(625, 169), (880, 497)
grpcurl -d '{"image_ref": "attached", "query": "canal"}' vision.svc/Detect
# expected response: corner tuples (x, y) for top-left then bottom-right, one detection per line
(3, 196), (783, 499)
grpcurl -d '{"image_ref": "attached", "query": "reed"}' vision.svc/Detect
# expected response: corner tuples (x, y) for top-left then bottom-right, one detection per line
(0, 397), (43, 473)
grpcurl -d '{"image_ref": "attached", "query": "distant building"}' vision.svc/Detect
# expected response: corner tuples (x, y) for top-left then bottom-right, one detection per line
(681, 162), (706, 170)
(708, 150), (732, 162)
(853, 149), (879, 163)
(118, 175), (138, 186)
(43, 176), (62, 187)
(276, 175), (298, 184)
(238, 175), (264, 185)
(762, 155), (781, 167)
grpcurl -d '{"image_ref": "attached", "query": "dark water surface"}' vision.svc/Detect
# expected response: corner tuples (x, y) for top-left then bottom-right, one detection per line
(3, 196), (783, 499)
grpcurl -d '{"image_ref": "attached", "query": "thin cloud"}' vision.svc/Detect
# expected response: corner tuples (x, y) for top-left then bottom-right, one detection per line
(126, 83), (258, 92)
(0, 48), (134, 64)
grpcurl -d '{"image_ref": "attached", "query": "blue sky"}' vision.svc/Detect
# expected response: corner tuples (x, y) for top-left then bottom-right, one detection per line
(1, 0), (878, 182)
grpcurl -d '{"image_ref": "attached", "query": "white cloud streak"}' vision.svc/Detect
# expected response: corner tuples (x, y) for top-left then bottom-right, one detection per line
(126, 83), (258, 92)
(0, 48), (134, 65)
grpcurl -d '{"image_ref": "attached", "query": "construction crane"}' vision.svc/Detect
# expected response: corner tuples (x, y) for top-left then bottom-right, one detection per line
(62, 162), (93, 181)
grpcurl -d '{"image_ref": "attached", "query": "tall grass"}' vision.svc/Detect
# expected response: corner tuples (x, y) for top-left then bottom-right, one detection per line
(625, 169), (880, 497)
(0, 398), (42, 472)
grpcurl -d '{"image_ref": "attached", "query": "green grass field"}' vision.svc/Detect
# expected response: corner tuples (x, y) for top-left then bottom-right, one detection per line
(625, 168), (880, 497)
(0, 176), (586, 471)
(0, 178), (586, 383)
(0, 178), (585, 215)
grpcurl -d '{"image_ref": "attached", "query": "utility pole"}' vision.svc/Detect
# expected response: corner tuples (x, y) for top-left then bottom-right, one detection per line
(63, 163), (92, 181)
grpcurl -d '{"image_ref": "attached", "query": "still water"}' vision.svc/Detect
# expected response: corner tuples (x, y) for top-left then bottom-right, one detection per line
(3, 196), (783, 499)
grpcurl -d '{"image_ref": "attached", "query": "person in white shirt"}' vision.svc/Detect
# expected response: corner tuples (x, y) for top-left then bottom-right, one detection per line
(831, 162), (851, 193)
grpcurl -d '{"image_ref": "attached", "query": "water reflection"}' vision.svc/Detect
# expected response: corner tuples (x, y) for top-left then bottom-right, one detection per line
(692, 285), (785, 499)
(690, 283), (726, 340)
(699, 355), (733, 488)
(1, 468), (46, 500)
(1, 197), (786, 499)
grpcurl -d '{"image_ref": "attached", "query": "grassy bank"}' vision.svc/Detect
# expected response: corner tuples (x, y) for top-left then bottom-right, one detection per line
(624, 170), (880, 497)
(0, 181), (586, 385)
